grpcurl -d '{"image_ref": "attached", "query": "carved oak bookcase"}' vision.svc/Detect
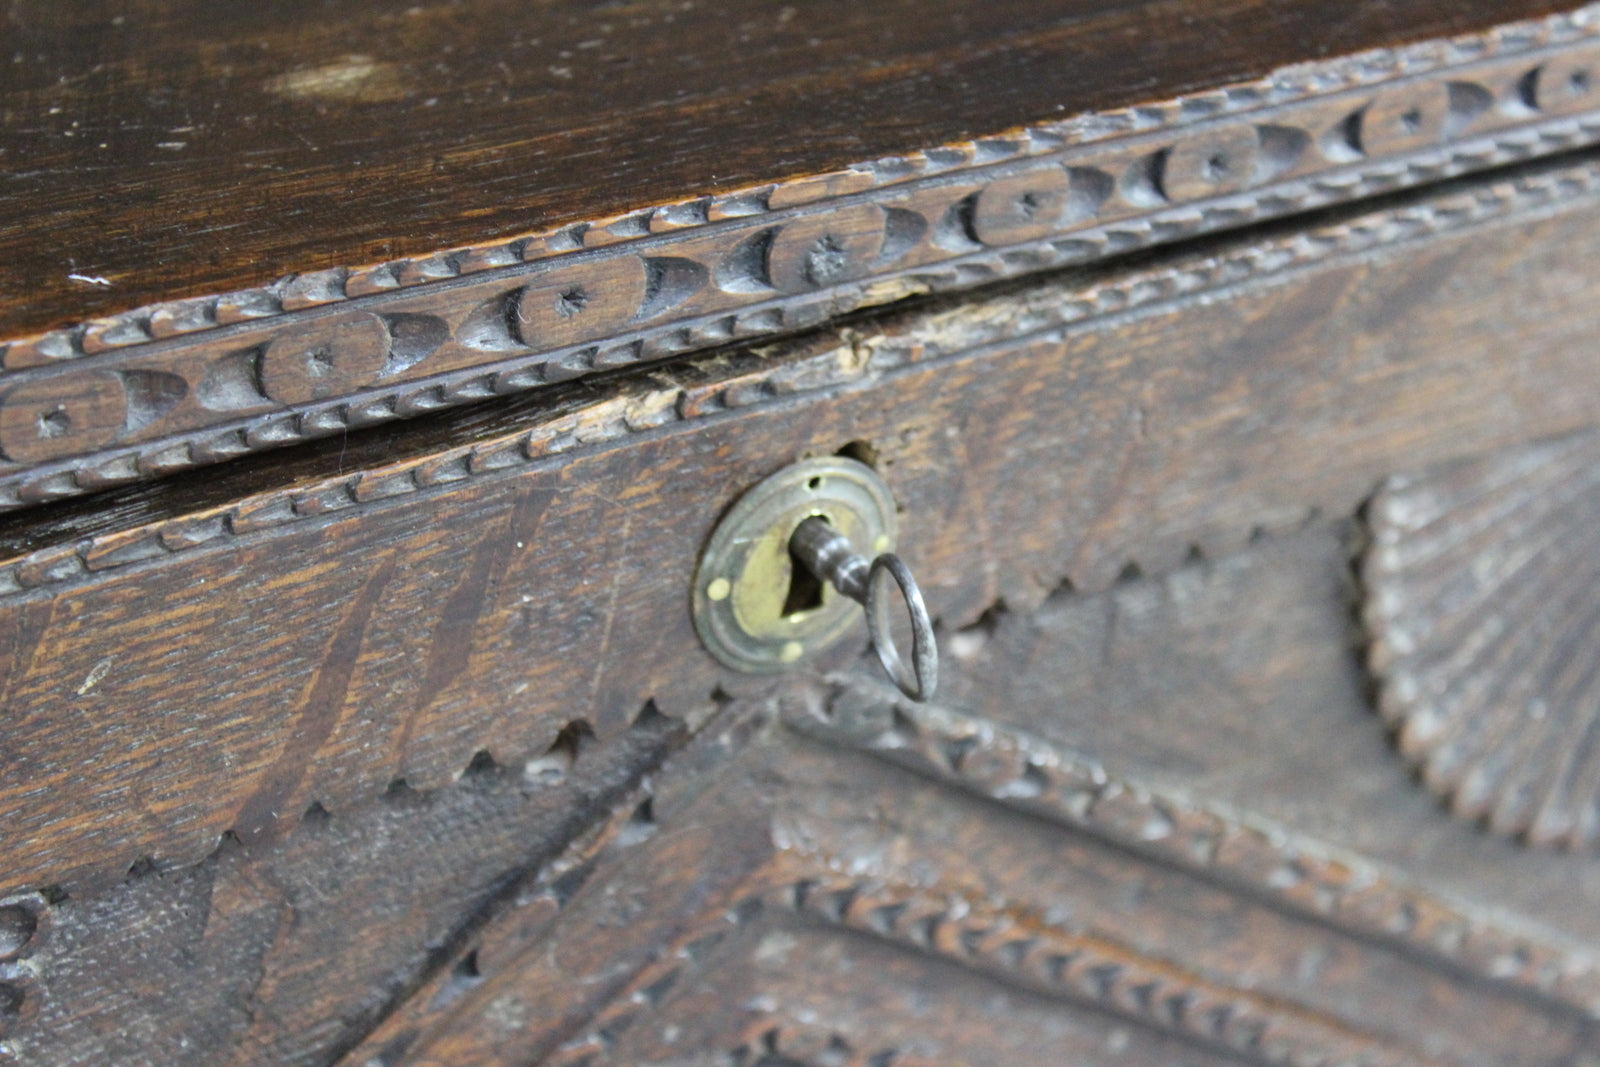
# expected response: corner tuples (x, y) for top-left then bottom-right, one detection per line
(6, 2), (1600, 1064)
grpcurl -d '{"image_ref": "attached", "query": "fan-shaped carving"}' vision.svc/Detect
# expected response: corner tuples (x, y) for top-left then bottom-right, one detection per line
(1365, 431), (1600, 848)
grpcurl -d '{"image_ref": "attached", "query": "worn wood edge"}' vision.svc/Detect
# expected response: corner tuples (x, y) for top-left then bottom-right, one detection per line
(4, 6), (1600, 506)
(786, 676), (1600, 1022)
(0, 700), (687, 1067)
(340, 703), (1579, 1067)
(2, 146), (1598, 606)
(9, 142), (1600, 912)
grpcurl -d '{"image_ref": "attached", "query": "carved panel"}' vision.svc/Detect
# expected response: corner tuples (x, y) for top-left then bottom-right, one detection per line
(10, 525), (1600, 1064)
(323, 692), (1599, 1067)
(3, 10), (1600, 506)
(10, 152), (1600, 901)
(1365, 431), (1600, 849)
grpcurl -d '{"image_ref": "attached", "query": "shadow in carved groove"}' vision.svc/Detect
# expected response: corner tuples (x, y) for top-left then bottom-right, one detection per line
(1365, 430), (1600, 848)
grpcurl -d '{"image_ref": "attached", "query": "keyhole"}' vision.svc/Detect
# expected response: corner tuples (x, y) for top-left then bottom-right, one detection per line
(782, 520), (827, 618)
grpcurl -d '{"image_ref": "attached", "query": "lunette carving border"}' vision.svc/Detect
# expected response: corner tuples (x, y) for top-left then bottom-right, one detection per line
(5, 148), (1600, 607)
(4, 7), (1600, 507)
(340, 689), (1600, 1067)
(785, 678), (1600, 1021)
(1363, 431), (1600, 851)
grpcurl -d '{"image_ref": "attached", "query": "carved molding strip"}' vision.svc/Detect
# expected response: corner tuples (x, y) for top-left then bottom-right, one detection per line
(785, 678), (1600, 1020)
(1365, 431), (1600, 851)
(507, 857), (1419, 1067)
(784, 870), (1417, 1067)
(4, 7), (1600, 507)
(333, 696), (1592, 1067)
(8, 148), (1600, 607)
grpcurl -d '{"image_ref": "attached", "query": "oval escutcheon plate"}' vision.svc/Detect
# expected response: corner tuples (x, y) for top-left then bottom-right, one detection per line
(693, 456), (898, 675)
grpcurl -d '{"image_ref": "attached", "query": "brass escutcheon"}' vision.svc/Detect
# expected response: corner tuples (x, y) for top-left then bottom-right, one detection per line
(693, 456), (937, 700)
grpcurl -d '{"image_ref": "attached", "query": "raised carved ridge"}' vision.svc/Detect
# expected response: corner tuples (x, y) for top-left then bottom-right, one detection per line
(5, 8), (1600, 506)
(1365, 430), (1600, 851)
(8, 147), (1600, 607)
(783, 869), (1417, 1067)
(329, 694), (1593, 1067)
(0, 702), (684, 1067)
(784, 677), (1600, 1020)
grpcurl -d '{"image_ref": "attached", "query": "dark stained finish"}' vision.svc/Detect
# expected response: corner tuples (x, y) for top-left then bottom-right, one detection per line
(9, 710), (680, 1067)
(6, 147), (1600, 901)
(8, 8), (1600, 510)
(11, 6), (1600, 1063)
(0, 0), (1579, 337)
(13, 526), (1600, 1065)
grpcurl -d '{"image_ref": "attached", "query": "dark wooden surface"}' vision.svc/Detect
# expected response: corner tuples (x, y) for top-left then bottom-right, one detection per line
(10, 7), (1600, 1063)
(0, 0), (1576, 337)
(5, 144), (1600, 903)
(16, 523), (1600, 1064)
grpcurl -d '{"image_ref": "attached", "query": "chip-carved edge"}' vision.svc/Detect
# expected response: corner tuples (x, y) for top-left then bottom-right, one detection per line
(2, 149), (1597, 607)
(1, 6), (1600, 506)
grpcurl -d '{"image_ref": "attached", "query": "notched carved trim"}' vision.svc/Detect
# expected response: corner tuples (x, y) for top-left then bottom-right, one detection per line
(4, 7), (1600, 505)
(784, 677), (1600, 1020)
(6, 150), (1600, 606)
(783, 870), (1416, 1067)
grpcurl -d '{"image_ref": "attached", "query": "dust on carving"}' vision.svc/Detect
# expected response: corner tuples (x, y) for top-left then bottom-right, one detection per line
(233, 556), (400, 844)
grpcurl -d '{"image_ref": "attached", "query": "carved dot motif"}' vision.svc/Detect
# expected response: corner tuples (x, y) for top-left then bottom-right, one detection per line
(1159, 125), (1259, 200)
(555, 286), (589, 319)
(515, 255), (648, 349)
(36, 407), (70, 440)
(1537, 51), (1600, 113)
(1360, 85), (1449, 156)
(304, 348), (335, 379)
(259, 311), (390, 406)
(0, 370), (127, 464)
(766, 203), (886, 293)
(972, 167), (1074, 245)
(803, 235), (852, 287)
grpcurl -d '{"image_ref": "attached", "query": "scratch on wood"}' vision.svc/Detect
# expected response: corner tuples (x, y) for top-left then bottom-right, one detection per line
(75, 657), (113, 696)
(394, 486), (555, 761)
(233, 556), (399, 844)
(587, 513), (634, 709)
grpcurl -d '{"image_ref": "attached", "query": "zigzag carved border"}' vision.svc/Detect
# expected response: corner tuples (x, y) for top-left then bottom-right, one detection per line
(785, 678), (1600, 1021)
(3, 6), (1600, 507)
(336, 688), (1600, 1067)
(4, 148), (1599, 606)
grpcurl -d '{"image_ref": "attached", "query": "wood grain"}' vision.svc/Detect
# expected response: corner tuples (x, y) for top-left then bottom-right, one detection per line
(0, 0), (1579, 339)
(340, 692), (1597, 1067)
(3, 710), (679, 1066)
(6, 6), (1600, 507)
(7, 150), (1600, 907)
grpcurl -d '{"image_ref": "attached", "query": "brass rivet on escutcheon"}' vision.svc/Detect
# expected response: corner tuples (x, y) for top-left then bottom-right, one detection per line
(692, 456), (937, 700)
